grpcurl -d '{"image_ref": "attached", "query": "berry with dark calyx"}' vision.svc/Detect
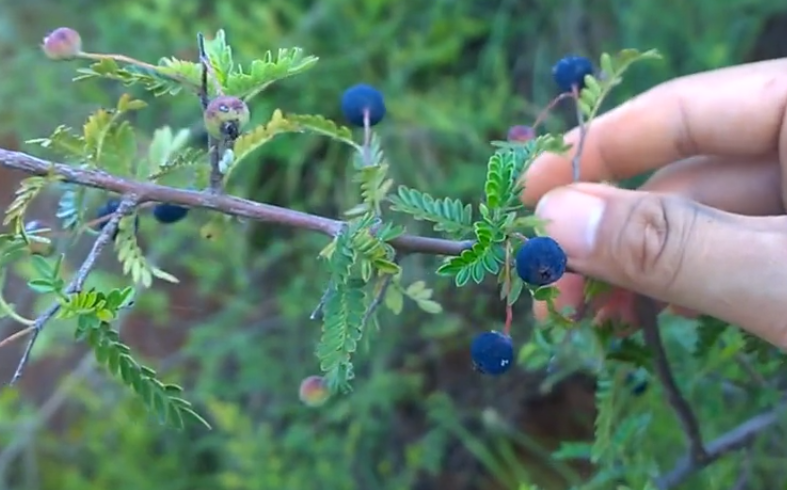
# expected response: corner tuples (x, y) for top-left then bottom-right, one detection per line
(42, 27), (83, 61)
(93, 198), (138, 239)
(551, 55), (594, 93)
(507, 125), (535, 143)
(203, 96), (250, 140)
(515, 236), (567, 287)
(299, 375), (330, 407)
(152, 203), (189, 224)
(340, 84), (386, 128)
(471, 331), (514, 376)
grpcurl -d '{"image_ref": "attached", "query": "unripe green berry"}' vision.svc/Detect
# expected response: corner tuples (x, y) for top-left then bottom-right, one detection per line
(203, 96), (250, 140)
(298, 375), (330, 407)
(42, 27), (82, 61)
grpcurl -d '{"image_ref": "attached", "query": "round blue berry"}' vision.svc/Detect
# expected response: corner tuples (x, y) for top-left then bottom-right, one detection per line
(551, 55), (594, 93)
(341, 84), (386, 128)
(152, 203), (189, 224)
(471, 331), (514, 376)
(94, 198), (120, 230)
(515, 236), (567, 287)
(93, 198), (138, 239)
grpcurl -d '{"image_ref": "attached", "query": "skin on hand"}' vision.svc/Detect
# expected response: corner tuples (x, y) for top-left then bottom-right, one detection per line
(521, 58), (787, 345)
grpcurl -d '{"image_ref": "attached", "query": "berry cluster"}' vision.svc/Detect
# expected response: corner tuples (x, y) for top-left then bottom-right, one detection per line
(93, 198), (190, 238)
(470, 53), (594, 377)
(471, 237), (567, 376)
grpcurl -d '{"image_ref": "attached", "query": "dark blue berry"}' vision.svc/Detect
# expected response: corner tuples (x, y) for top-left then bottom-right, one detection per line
(552, 55), (594, 93)
(93, 198), (138, 239)
(515, 236), (567, 287)
(471, 331), (514, 376)
(341, 84), (386, 128)
(152, 203), (189, 224)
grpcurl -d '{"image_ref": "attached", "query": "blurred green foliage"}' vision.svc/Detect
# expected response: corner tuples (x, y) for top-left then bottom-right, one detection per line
(0, 1), (786, 489)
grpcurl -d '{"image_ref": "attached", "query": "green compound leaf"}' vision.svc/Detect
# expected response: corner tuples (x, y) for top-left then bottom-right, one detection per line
(148, 147), (208, 185)
(55, 184), (87, 231)
(142, 125), (207, 185)
(693, 315), (728, 359)
(346, 164), (394, 218)
(350, 228), (400, 277)
(577, 48), (662, 120)
(74, 57), (199, 97)
(3, 176), (52, 235)
(201, 29), (234, 88)
(71, 31), (317, 100)
(317, 226), (365, 394)
(58, 286), (135, 322)
(41, 94), (147, 177)
(114, 216), (179, 288)
(231, 110), (357, 171)
(388, 186), (474, 238)
(27, 125), (85, 162)
(73, 309), (209, 430)
(402, 280), (443, 314)
(590, 370), (617, 464)
(484, 150), (520, 209)
(228, 47), (319, 102)
(436, 242), (505, 286)
(346, 133), (393, 217)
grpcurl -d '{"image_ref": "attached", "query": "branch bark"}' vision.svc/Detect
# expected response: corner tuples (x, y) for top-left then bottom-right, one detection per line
(655, 401), (786, 489)
(635, 294), (708, 463)
(0, 148), (473, 256)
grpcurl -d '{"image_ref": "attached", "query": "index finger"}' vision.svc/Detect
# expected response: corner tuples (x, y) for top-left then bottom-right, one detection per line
(521, 58), (787, 206)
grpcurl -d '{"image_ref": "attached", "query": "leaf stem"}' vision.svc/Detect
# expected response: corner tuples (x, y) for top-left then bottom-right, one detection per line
(77, 52), (200, 91)
(0, 289), (35, 326)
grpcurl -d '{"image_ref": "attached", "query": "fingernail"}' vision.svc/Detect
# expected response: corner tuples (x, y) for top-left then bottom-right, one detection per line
(535, 188), (605, 258)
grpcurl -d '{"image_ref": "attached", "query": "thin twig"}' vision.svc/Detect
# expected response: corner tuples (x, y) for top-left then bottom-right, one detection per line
(8, 195), (138, 385)
(361, 273), (395, 328)
(310, 280), (333, 320)
(654, 400), (786, 489)
(0, 290), (34, 326)
(0, 148), (473, 256)
(570, 85), (587, 183)
(196, 33), (223, 98)
(0, 326), (34, 349)
(197, 33), (225, 194)
(635, 294), (708, 463)
(531, 92), (573, 131)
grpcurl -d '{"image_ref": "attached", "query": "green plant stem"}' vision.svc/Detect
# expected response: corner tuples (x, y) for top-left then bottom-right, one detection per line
(0, 288), (35, 326)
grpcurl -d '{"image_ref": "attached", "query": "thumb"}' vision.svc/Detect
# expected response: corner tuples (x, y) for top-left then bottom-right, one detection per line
(534, 183), (787, 347)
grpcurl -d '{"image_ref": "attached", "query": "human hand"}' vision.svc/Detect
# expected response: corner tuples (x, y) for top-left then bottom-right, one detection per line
(521, 59), (787, 348)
